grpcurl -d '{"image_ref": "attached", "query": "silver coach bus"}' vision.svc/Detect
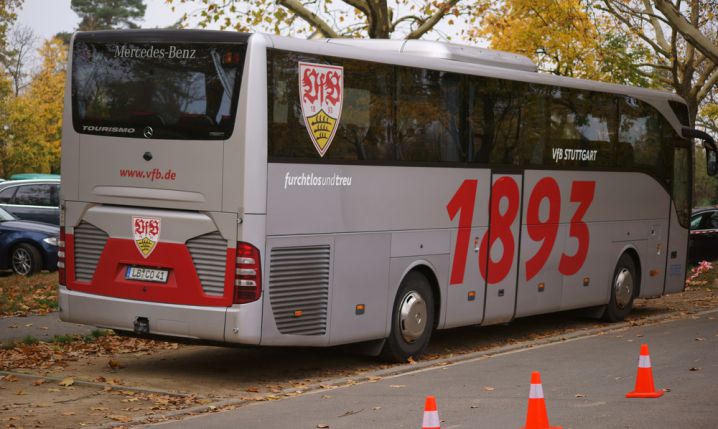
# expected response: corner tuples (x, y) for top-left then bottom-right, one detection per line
(59, 30), (716, 361)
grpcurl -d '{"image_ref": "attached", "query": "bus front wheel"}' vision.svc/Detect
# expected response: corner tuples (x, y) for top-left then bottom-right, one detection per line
(380, 271), (435, 363)
(602, 253), (637, 322)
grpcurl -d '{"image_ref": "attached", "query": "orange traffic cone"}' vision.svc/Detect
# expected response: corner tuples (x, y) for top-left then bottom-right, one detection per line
(422, 395), (440, 429)
(521, 371), (561, 429)
(626, 344), (665, 398)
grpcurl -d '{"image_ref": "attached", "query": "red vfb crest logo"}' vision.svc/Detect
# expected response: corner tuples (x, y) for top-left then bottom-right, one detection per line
(299, 62), (344, 157)
(132, 217), (161, 258)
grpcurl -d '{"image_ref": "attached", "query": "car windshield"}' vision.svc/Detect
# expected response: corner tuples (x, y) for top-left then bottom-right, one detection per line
(0, 207), (15, 221)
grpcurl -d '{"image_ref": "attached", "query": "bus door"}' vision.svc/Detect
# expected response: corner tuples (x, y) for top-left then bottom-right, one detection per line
(444, 173), (491, 329)
(481, 173), (523, 325)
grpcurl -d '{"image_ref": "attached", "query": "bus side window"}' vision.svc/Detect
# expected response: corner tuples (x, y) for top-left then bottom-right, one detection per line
(519, 84), (549, 165)
(468, 77), (522, 165)
(396, 68), (464, 163)
(332, 60), (394, 161)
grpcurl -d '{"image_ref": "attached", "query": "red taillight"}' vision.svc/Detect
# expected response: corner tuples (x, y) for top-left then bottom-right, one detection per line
(58, 227), (66, 285)
(234, 242), (261, 304)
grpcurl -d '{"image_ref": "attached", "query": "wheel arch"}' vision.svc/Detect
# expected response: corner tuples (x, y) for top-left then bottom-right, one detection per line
(609, 245), (642, 301)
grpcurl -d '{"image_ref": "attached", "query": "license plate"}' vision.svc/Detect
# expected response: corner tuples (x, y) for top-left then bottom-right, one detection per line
(125, 266), (169, 283)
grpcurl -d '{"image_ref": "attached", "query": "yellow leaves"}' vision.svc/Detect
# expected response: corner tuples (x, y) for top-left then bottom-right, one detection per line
(477, 0), (609, 81)
(1, 38), (65, 177)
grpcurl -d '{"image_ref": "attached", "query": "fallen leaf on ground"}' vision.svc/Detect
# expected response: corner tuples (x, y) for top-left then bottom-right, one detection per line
(58, 377), (75, 387)
(108, 415), (132, 422)
(108, 359), (123, 369)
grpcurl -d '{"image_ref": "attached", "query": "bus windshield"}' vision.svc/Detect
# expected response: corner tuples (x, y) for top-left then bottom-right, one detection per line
(71, 41), (245, 140)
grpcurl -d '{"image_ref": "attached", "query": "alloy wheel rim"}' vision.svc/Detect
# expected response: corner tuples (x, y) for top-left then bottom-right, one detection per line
(12, 248), (32, 276)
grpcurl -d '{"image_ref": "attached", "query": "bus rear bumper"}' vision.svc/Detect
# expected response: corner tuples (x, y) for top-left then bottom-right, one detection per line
(59, 286), (229, 342)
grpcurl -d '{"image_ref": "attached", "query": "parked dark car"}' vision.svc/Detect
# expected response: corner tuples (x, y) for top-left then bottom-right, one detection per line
(0, 207), (59, 276)
(688, 207), (718, 264)
(0, 179), (60, 225)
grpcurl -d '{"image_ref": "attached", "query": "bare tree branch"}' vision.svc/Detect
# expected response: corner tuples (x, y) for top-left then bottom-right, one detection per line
(391, 15), (425, 32)
(654, 0), (718, 66)
(277, 0), (339, 38)
(641, 0), (671, 52)
(406, 0), (461, 39)
(599, 0), (670, 58)
(3, 25), (37, 96)
(697, 67), (718, 102)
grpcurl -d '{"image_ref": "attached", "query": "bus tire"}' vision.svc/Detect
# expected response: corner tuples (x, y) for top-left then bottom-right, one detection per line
(602, 253), (637, 322)
(380, 271), (435, 363)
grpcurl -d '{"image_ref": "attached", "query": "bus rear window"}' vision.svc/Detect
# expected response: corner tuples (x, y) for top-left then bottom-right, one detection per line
(71, 41), (245, 140)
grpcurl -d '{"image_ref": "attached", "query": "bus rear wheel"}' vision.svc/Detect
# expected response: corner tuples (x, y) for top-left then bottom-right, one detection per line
(380, 271), (435, 363)
(602, 253), (637, 322)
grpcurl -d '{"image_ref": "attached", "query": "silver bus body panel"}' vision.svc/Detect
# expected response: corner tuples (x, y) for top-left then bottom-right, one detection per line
(59, 286), (229, 341)
(66, 203), (236, 244)
(665, 204), (689, 294)
(60, 33), (79, 203)
(78, 136), (224, 211)
(229, 33), (269, 216)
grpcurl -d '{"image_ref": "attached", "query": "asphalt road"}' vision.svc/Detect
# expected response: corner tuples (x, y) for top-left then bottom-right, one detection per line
(147, 311), (718, 429)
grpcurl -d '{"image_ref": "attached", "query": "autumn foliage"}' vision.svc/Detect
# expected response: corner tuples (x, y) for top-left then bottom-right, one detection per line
(0, 38), (65, 178)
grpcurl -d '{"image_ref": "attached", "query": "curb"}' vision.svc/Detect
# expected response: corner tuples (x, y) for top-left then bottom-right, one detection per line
(0, 371), (193, 398)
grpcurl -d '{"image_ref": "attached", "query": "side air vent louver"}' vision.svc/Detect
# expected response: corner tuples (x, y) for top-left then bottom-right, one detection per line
(73, 221), (108, 282)
(269, 245), (330, 336)
(186, 231), (228, 296)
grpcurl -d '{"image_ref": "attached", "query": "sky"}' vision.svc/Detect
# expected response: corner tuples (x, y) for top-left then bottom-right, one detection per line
(16, 0), (194, 42)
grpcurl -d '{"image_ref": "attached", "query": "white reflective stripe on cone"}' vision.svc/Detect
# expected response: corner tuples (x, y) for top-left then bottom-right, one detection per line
(422, 411), (440, 428)
(529, 383), (544, 399)
(638, 355), (652, 368)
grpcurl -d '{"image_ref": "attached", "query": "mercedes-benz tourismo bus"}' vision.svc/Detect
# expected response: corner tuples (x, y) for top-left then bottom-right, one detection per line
(59, 30), (716, 361)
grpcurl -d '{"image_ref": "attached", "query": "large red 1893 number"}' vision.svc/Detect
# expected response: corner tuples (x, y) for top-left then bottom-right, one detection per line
(479, 177), (519, 284)
(446, 179), (477, 285)
(558, 181), (596, 276)
(447, 177), (596, 285)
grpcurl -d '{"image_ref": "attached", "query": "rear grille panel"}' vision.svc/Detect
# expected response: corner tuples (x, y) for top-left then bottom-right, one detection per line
(186, 231), (228, 296)
(73, 222), (109, 282)
(269, 245), (330, 336)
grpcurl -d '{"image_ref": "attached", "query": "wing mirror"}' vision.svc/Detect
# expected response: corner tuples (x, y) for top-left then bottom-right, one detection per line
(682, 127), (718, 177)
